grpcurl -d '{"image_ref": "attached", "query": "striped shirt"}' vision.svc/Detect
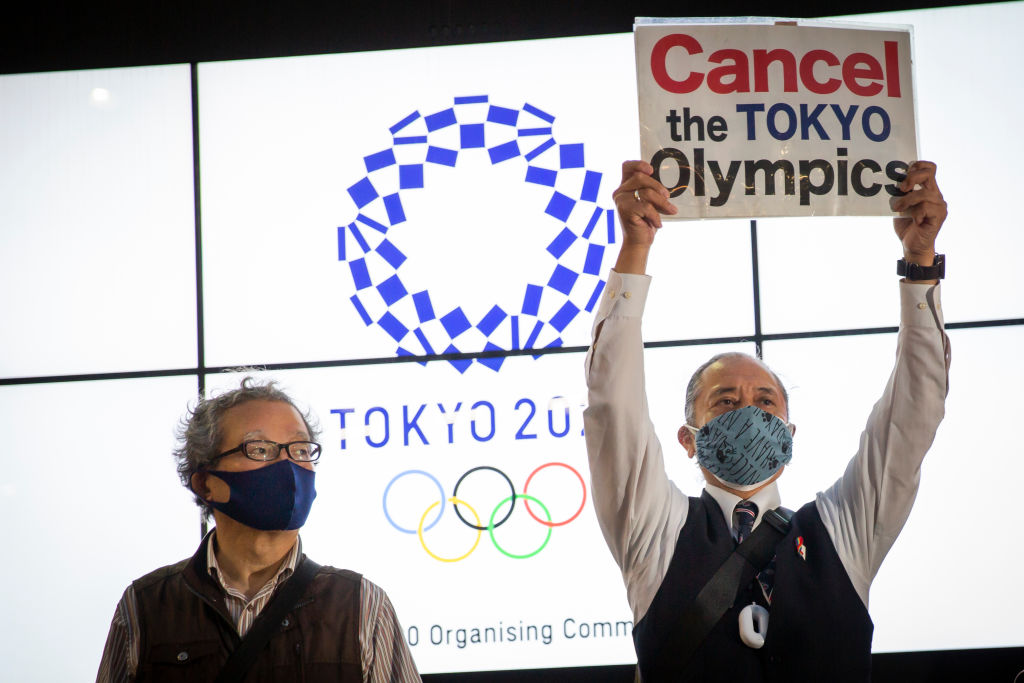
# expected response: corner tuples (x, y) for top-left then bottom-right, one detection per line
(96, 533), (420, 682)
(207, 532), (301, 638)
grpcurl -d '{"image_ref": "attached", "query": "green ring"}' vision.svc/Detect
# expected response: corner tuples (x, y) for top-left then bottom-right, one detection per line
(488, 493), (553, 559)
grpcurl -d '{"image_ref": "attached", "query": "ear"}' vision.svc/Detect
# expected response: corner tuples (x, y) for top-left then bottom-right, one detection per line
(788, 422), (797, 438)
(193, 470), (231, 503)
(678, 425), (696, 459)
(190, 471), (212, 501)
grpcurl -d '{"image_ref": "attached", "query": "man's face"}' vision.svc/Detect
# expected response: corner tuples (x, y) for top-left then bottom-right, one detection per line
(692, 355), (789, 429)
(213, 399), (315, 473)
(195, 399), (314, 507)
(678, 355), (791, 495)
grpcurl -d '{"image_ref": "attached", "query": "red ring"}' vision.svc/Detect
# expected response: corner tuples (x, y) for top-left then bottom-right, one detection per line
(522, 462), (587, 527)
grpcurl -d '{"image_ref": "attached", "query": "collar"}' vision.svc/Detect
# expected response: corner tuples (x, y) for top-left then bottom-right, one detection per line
(704, 480), (782, 538)
(205, 529), (301, 597)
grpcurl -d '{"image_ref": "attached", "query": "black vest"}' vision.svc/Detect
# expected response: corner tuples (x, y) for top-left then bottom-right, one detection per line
(132, 534), (363, 682)
(633, 491), (873, 682)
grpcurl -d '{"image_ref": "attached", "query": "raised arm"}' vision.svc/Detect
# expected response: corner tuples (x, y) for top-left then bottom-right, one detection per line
(583, 161), (684, 622)
(816, 161), (951, 606)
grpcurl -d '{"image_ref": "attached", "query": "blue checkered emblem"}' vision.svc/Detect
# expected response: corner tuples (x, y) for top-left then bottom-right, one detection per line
(338, 96), (615, 373)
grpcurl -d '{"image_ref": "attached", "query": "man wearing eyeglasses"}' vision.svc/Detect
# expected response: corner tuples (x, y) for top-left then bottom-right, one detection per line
(96, 377), (420, 682)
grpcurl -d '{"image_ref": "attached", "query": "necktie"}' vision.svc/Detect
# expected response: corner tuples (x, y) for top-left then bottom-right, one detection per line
(734, 500), (758, 544)
(734, 500), (776, 604)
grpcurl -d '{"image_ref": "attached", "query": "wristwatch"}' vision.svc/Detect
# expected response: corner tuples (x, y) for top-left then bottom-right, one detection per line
(897, 253), (945, 280)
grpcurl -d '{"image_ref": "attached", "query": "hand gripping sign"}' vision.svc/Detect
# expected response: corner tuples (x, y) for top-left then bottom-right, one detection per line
(635, 18), (918, 218)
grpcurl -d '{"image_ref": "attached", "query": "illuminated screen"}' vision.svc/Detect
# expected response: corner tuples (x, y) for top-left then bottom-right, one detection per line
(1, 3), (1022, 680)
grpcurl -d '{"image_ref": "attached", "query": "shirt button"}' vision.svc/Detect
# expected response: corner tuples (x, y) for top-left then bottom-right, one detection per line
(607, 289), (617, 298)
(282, 618), (290, 627)
(176, 651), (189, 662)
(917, 302), (927, 310)
(623, 291), (632, 299)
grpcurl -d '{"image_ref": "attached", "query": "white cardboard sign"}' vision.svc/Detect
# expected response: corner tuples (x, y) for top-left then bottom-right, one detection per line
(635, 19), (917, 218)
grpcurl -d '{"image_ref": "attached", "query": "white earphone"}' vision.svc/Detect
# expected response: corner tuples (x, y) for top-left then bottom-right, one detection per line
(738, 603), (770, 649)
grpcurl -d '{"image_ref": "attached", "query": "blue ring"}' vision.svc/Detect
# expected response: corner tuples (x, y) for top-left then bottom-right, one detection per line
(382, 469), (445, 534)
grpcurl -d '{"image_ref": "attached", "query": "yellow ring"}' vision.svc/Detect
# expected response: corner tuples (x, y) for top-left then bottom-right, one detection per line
(417, 496), (482, 562)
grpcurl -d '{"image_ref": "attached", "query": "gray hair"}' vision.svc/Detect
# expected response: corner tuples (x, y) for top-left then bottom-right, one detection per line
(174, 375), (321, 518)
(683, 352), (790, 426)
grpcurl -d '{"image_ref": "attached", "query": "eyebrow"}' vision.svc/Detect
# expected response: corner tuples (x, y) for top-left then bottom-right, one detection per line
(709, 386), (779, 398)
(242, 430), (311, 441)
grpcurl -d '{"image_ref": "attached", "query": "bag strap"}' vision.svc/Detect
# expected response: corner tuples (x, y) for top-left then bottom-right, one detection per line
(647, 507), (792, 679)
(214, 557), (322, 683)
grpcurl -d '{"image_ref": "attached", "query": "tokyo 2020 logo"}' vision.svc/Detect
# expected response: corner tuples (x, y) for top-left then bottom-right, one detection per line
(382, 463), (587, 561)
(338, 96), (615, 373)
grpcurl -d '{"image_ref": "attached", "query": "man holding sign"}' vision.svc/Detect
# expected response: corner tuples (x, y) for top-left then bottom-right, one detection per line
(583, 154), (948, 681)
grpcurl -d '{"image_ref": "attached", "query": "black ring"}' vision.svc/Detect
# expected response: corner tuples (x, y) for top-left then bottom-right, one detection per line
(452, 466), (516, 530)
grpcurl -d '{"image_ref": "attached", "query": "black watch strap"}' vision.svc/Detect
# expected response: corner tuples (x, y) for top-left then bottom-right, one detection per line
(897, 253), (945, 280)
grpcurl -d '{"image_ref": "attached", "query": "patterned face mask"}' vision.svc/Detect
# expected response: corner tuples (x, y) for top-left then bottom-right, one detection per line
(686, 405), (794, 490)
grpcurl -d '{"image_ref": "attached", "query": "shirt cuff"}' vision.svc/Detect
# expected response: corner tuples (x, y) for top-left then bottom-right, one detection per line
(595, 269), (652, 320)
(899, 281), (944, 329)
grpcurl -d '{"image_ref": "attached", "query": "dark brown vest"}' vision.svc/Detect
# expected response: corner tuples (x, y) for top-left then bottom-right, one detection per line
(132, 535), (362, 682)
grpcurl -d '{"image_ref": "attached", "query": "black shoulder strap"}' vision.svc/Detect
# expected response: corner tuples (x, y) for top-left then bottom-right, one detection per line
(649, 507), (792, 678)
(214, 557), (322, 683)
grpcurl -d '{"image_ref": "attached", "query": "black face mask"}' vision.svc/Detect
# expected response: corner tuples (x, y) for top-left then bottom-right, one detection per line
(206, 460), (317, 530)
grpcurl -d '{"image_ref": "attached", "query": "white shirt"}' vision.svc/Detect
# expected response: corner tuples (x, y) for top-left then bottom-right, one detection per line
(583, 270), (950, 624)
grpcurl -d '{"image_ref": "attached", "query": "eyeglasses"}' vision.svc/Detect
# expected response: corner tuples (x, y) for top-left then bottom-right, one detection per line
(215, 440), (322, 463)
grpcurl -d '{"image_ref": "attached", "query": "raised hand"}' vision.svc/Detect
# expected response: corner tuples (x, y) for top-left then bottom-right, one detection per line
(891, 160), (947, 267)
(611, 160), (677, 274)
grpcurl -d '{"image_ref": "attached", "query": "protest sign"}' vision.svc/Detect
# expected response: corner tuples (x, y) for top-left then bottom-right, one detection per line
(635, 19), (917, 218)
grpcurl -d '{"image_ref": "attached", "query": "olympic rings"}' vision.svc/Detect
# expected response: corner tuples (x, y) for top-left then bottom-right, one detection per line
(382, 462), (587, 561)
(418, 497), (481, 562)
(523, 462), (587, 527)
(453, 466), (516, 531)
(489, 494), (552, 559)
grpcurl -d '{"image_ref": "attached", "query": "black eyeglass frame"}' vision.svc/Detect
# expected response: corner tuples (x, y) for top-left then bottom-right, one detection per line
(213, 439), (322, 464)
